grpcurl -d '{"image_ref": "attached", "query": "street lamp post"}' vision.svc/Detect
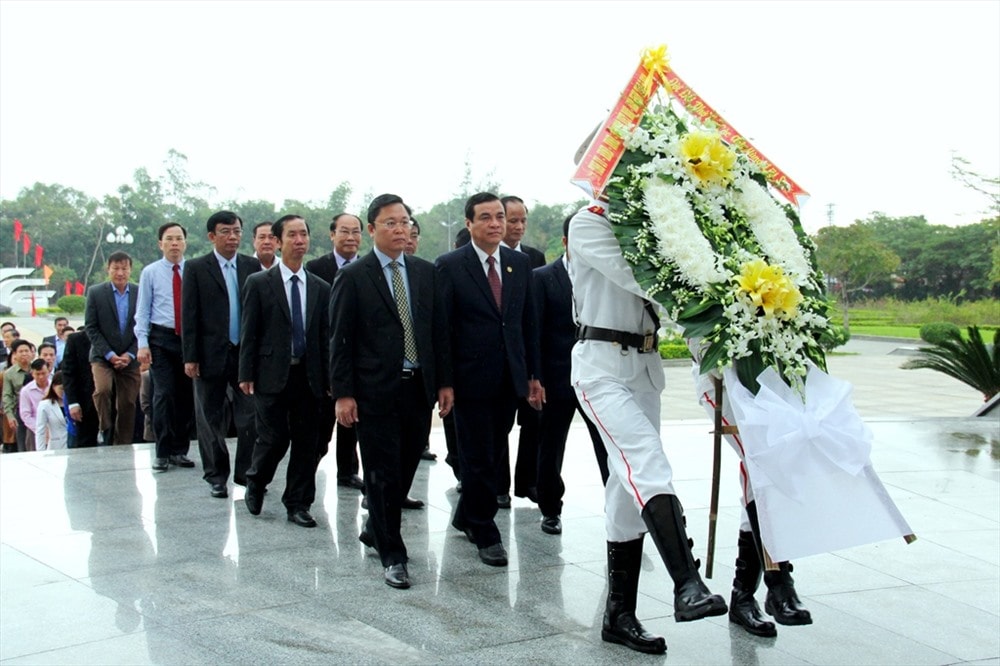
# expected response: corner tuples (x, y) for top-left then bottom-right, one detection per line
(106, 225), (135, 245)
(440, 219), (460, 252)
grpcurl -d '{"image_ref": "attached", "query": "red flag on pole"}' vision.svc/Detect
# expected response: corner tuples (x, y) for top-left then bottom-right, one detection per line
(65, 281), (72, 296)
(13, 219), (23, 241)
(34, 244), (44, 268)
(74, 281), (85, 296)
(30, 291), (37, 317)
(22, 232), (31, 255)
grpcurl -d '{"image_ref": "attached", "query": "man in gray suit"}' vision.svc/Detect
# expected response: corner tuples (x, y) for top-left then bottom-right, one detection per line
(84, 251), (140, 445)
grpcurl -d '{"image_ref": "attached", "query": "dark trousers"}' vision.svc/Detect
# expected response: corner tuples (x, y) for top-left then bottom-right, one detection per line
(452, 381), (517, 548)
(443, 412), (461, 481)
(317, 407), (359, 479)
(536, 394), (610, 517)
(194, 345), (255, 486)
(498, 399), (540, 496)
(70, 401), (100, 448)
(247, 364), (320, 512)
(357, 372), (432, 567)
(149, 326), (194, 458)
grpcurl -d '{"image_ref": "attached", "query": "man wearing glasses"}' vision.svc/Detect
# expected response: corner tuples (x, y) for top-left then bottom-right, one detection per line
(182, 211), (261, 497)
(306, 214), (364, 491)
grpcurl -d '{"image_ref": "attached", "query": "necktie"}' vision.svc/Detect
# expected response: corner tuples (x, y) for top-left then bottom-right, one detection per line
(224, 262), (240, 345)
(389, 261), (419, 364)
(172, 264), (182, 335)
(290, 275), (305, 358)
(486, 255), (502, 310)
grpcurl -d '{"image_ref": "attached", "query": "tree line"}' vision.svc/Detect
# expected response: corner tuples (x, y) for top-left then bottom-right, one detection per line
(2, 150), (997, 305)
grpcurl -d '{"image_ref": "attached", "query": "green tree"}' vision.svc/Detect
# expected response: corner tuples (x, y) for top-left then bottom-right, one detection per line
(814, 222), (900, 328)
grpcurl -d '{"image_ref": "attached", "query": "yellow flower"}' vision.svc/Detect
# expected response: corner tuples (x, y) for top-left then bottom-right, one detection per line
(737, 259), (803, 317)
(679, 131), (736, 185)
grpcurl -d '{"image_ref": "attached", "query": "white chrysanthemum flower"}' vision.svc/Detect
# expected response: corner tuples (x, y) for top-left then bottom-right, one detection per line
(734, 175), (813, 286)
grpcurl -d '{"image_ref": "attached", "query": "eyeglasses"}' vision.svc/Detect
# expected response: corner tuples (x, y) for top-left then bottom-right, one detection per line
(378, 220), (412, 230)
(215, 228), (243, 237)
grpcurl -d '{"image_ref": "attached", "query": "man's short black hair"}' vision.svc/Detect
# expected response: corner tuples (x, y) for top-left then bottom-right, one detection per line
(0, 321), (14, 332)
(330, 213), (361, 232)
(29, 358), (47, 372)
(410, 219), (421, 235)
(10, 339), (31, 354)
(500, 195), (527, 215)
(563, 213), (574, 239)
(464, 192), (500, 222)
(107, 251), (132, 267)
(454, 227), (471, 248)
(206, 210), (243, 234)
(272, 215), (308, 240)
(158, 222), (187, 240)
(38, 341), (56, 354)
(367, 194), (405, 226)
(54, 317), (68, 325)
(252, 221), (273, 236)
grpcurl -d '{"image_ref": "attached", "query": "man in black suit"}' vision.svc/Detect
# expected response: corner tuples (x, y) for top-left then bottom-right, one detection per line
(435, 192), (543, 567)
(42, 316), (69, 368)
(61, 330), (99, 448)
(182, 210), (261, 499)
(533, 215), (611, 535)
(239, 214), (330, 528)
(305, 212), (364, 491)
(496, 195), (546, 509)
(84, 251), (140, 445)
(330, 194), (453, 588)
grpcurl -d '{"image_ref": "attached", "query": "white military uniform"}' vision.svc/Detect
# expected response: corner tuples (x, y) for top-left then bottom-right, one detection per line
(568, 203), (674, 542)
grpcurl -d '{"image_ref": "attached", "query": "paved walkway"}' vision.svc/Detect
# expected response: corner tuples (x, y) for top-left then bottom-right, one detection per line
(1, 315), (997, 664)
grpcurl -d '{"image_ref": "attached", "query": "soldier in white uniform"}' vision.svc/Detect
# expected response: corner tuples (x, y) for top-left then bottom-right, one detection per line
(688, 357), (812, 637)
(568, 202), (727, 655)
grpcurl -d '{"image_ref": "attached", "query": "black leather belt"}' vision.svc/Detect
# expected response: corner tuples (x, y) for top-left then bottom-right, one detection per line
(401, 368), (421, 379)
(577, 325), (658, 353)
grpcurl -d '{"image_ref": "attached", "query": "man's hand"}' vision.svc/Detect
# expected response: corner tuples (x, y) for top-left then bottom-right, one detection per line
(239, 381), (254, 396)
(437, 387), (454, 418)
(184, 362), (200, 379)
(335, 397), (359, 428)
(69, 406), (83, 422)
(137, 347), (152, 365)
(5, 415), (15, 430)
(527, 379), (545, 410)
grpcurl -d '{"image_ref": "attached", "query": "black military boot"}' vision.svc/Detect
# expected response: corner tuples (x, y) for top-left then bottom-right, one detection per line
(641, 494), (727, 622)
(729, 530), (777, 637)
(744, 501), (813, 626)
(602, 537), (666, 654)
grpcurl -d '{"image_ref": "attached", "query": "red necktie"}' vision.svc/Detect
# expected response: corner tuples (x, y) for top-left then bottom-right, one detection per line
(486, 255), (502, 310)
(172, 264), (182, 335)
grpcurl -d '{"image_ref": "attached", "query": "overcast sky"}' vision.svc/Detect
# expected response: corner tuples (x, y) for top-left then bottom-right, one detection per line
(1, 0), (998, 233)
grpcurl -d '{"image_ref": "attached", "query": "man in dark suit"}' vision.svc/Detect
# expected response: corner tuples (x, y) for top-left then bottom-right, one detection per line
(182, 210), (261, 499)
(61, 329), (99, 448)
(435, 192), (543, 567)
(84, 251), (140, 445)
(533, 215), (611, 535)
(239, 214), (330, 528)
(42, 317), (69, 368)
(330, 194), (453, 588)
(497, 195), (546, 508)
(306, 212), (364, 491)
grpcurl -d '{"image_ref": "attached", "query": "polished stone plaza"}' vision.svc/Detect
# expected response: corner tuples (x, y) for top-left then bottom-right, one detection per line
(1, 337), (997, 664)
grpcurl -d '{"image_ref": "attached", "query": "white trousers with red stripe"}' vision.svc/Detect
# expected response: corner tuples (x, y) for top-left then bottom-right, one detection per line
(575, 375), (676, 542)
(692, 364), (754, 532)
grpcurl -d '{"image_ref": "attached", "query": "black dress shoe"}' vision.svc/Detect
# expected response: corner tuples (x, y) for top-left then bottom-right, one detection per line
(361, 496), (369, 510)
(152, 457), (169, 472)
(288, 509), (317, 528)
(541, 516), (562, 535)
(210, 483), (228, 498)
(451, 520), (476, 543)
(401, 496), (424, 510)
(496, 494), (511, 509)
(169, 454), (195, 468)
(384, 563), (410, 589)
(455, 481), (462, 493)
(338, 474), (365, 490)
(515, 486), (539, 503)
(478, 543), (508, 567)
(245, 485), (263, 515)
(420, 449), (437, 461)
